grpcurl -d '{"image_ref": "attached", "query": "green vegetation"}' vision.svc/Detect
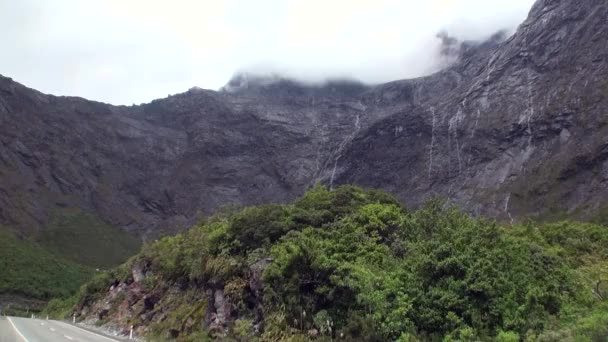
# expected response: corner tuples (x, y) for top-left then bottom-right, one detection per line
(0, 229), (93, 301)
(1, 208), (141, 316)
(47, 185), (608, 341)
(39, 207), (142, 268)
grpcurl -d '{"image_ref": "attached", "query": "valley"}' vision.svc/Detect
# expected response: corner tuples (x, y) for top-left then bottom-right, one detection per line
(1, 0), (607, 340)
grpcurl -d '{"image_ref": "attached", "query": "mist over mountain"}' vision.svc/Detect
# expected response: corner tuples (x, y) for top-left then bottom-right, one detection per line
(2, 0), (608, 339)
(0, 0), (535, 104)
(1, 0), (607, 243)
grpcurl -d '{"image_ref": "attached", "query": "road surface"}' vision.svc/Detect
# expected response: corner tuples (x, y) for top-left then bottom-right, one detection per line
(0, 316), (123, 342)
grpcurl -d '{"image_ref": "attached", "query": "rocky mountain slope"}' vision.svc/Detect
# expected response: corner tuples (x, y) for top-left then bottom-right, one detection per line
(1, 0), (607, 243)
(0, 74), (381, 239)
(334, 0), (608, 222)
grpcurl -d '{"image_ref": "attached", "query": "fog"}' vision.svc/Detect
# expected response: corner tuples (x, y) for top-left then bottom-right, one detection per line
(0, 0), (536, 105)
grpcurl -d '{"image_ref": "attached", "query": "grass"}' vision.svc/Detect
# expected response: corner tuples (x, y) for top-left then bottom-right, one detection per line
(1, 207), (141, 316)
(0, 229), (93, 301)
(39, 207), (142, 268)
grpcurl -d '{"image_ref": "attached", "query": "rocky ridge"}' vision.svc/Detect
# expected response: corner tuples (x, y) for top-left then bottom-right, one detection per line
(0, 0), (607, 241)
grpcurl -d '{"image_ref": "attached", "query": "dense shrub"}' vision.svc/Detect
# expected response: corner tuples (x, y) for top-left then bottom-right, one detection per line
(48, 185), (608, 341)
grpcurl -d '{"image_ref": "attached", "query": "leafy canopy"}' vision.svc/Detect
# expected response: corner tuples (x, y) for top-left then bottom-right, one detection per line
(51, 185), (608, 341)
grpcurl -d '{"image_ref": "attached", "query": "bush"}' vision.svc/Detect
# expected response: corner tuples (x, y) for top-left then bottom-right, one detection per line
(228, 204), (294, 253)
(496, 330), (520, 342)
(574, 305), (608, 341)
(53, 186), (608, 341)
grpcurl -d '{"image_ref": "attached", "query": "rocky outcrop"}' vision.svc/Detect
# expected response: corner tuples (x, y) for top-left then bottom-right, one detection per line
(333, 0), (608, 221)
(0, 73), (381, 238)
(0, 0), (607, 241)
(76, 257), (274, 339)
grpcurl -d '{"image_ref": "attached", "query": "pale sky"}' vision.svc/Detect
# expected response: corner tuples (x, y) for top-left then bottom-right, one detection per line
(0, 0), (536, 105)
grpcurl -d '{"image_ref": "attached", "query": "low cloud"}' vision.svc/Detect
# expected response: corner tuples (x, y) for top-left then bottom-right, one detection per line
(0, 0), (536, 104)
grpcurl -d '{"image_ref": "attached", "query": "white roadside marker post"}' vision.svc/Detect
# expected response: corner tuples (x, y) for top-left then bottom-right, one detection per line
(129, 325), (134, 340)
(73, 314), (76, 324)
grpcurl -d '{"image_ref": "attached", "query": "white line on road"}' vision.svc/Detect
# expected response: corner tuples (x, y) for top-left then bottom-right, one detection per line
(50, 327), (56, 332)
(7, 317), (30, 342)
(53, 320), (121, 342)
(64, 335), (74, 340)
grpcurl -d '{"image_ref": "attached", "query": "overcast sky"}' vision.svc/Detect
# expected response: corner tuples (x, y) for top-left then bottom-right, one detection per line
(1, 0), (536, 105)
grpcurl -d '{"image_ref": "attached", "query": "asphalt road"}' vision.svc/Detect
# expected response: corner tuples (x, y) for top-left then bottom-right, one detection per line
(0, 316), (122, 342)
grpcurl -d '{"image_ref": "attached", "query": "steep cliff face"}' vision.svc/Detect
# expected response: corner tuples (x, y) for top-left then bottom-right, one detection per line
(334, 0), (608, 221)
(0, 74), (381, 238)
(0, 0), (606, 241)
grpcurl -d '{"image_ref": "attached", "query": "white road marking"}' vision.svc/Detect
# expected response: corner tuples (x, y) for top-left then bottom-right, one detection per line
(64, 335), (74, 340)
(53, 320), (121, 341)
(50, 327), (56, 332)
(7, 317), (29, 342)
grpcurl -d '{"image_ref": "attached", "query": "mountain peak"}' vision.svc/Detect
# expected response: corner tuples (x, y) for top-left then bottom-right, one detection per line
(0, 0), (607, 239)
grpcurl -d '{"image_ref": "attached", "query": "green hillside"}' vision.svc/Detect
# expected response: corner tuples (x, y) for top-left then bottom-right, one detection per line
(0, 229), (93, 301)
(39, 207), (142, 268)
(1, 208), (141, 316)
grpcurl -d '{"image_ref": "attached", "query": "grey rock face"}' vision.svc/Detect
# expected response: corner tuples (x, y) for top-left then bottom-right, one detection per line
(0, 73), (382, 237)
(210, 289), (231, 333)
(335, 0), (608, 221)
(0, 0), (607, 239)
(132, 263), (147, 283)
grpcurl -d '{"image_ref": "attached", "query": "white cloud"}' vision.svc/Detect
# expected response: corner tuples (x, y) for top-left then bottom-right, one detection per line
(0, 0), (536, 104)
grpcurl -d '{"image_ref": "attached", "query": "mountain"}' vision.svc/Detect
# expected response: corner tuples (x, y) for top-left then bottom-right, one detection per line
(334, 0), (608, 222)
(1, 0), (607, 245)
(0, 73), (382, 241)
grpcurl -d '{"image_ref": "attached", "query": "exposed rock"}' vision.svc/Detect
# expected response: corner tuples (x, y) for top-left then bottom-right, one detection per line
(0, 0), (606, 244)
(98, 304), (110, 320)
(334, 0), (608, 221)
(248, 257), (272, 295)
(131, 263), (146, 283)
(210, 289), (231, 334)
(143, 295), (157, 311)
